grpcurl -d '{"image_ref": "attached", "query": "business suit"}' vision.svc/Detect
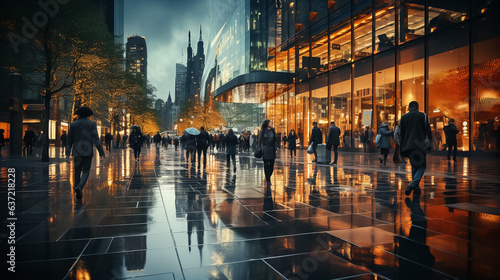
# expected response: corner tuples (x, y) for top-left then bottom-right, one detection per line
(67, 117), (105, 192)
(309, 125), (322, 162)
(326, 125), (341, 164)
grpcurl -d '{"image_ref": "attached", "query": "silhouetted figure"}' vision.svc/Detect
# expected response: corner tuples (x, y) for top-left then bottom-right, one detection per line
(443, 118), (458, 161)
(105, 132), (113, 151)
(259, 119), (278, 187)
(309, 121), (322, 163)
(23, 130), (35, 155)
(377, 122), (394, 165)
(129, 127), (144, 162)
(326, 121), (341, 165)
(288, 129), (297, 159)
(225, 129), (239, 172)
(197, 127), (210, 166)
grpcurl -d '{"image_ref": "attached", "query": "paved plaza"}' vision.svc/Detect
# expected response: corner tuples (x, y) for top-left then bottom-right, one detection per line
(1, 145), (500, 279)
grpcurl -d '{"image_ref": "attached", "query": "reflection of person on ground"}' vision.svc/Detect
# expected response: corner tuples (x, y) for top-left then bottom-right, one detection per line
(129, 127), (144, 163)
(326, 121), (341, 165)
(377, 122), (394, 165)
(443, 118), (458, 162)
(287, 129), (297, 159)
(185, 132), (197, 165)
(308, 166), (320, 207)
(105, 132), (112, 151)
(263, 183), (275, 221)
(187, 191), (204, 256)
(309, 122), (322, 163)
(66, 107), (105, 200)
(197, 127), (210, 167)
(325, 167), (340, 213)
(0, 129), (4, 157)
(400, 101), (432, 196)
(115, 133), (121, 148)
(23, 130), (35, 155)
(259, 119), (278, 187)
(444, 161), (458, 211)
(398, 194), (435, 279)
(225, 129), (239, 172)
(180, 133), (186, 160)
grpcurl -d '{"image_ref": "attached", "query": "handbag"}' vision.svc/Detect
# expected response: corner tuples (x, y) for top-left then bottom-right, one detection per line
(375, 133), (382, 148)
(254, 146), (263, 158)
(307, 143), (314, 154)
(423, 113), (433, 154)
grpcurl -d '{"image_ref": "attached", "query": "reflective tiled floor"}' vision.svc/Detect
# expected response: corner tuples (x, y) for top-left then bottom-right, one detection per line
(1, 146), (500, 279)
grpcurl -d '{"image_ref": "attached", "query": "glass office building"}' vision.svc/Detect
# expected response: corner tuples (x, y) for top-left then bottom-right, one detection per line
(202, 0), (500, 153)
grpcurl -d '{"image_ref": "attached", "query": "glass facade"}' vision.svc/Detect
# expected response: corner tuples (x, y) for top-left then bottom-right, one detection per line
(204, 0), (500, 153)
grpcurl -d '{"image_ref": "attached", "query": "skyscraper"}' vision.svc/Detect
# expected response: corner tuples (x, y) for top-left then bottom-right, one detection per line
(126, 36), (148, 81)
(185, 27), (205, 104)
(91, 0), (124, 45)
(175, 63), (187, 105)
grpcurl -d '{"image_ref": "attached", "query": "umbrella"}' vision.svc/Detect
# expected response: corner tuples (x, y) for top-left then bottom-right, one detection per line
(130, 125), (141, 132)
(185, 127), (200, 135)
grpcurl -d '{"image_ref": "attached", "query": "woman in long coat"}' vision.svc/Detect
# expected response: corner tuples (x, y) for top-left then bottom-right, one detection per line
(378, 122), (394, 165)
(225, 129), (239, 171)
(288, 129), (297, 159)
(259, 119), (278, 186)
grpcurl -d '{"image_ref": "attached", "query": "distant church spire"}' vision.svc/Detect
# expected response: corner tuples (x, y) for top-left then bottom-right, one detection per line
(199, 25), (202, 41)
(188, 31), (191, 46)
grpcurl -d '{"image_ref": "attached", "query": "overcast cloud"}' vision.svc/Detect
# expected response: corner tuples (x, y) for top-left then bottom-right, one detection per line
(124, 0), (210, 103)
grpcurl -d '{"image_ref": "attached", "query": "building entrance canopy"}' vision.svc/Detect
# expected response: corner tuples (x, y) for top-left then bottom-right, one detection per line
(214, 71), (294, 103)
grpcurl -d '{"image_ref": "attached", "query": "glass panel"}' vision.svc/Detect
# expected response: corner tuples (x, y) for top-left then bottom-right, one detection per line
(329, 4), (352, 69)
(374, 0), (395, 54)
(276, 48), (288, 72)
(472, 15), (500, 152)
(428, 24), (470, 151)
(399, 0), (425, 44)
(276, 92), (286, 137)
(330, 66), (352, 147)
(268, 48), (276, 72)
(311, 73), (329, 142)
(311, 18), (329, 76)
(296, 82), (309, 147)
(297, 32), (310, 82)
(354, 59), (373, 148)
(289, 46), (296, 73)
(399, 41), (424, 116)
(428, 0), (469, 33)
(472, 0), (500, 17)
(354, 11), (373, 60)
(288, 85), (296, 136)
(375, 51), (396, 131)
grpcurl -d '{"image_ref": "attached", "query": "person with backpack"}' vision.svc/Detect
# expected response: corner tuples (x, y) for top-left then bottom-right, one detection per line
(376, 122), (394, 165)
(197, 127), (210, 166)
(129, 127), (144, 163)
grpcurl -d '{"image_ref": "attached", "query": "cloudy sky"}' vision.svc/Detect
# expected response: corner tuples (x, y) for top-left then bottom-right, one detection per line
(124, 0), (210, 103)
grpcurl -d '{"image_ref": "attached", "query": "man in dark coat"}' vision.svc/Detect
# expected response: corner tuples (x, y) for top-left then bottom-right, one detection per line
(23, 130), (35, 155)
(66, 107), (105, 199)
(185, 133), (197, 165)
(443, 118), (458, 161)
(197, 127), (210, 166)
(122, 134), (128, 148)
(105, 132), (113, 151)
(309, 122), (322, 163)
(400, 101), (432, 196)
(60, 131), (67, 155)
(326, 121), (341, 165)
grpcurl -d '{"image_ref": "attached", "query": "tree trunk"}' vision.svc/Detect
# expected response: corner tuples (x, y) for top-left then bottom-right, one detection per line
(41, 94), (51, 162)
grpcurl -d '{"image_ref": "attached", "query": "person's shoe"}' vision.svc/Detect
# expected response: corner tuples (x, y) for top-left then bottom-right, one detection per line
(331, 162), (337, 165)
(379, 158), (383, 163)
(383, 161), (386, 166)
(413, 187), (422, 195)
(75, 188), (82, 199)
(233, 166), (236, 172)
(312, 159), (317, 163)
(405, 185), (413, 196)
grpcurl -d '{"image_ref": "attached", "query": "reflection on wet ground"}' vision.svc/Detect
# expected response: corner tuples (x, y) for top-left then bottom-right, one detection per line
(1, 146), (500, 279)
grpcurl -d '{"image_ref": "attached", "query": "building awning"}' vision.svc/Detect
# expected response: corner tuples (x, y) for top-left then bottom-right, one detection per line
(214, 71), (294, 103)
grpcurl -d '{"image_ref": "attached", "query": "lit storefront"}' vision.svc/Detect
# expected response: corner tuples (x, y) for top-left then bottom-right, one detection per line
(203, 0), (500, 153)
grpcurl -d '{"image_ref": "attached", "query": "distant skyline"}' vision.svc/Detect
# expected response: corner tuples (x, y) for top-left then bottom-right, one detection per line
(124, 0), (210, 103)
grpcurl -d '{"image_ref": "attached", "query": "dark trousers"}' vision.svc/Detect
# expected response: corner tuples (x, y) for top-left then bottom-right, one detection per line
(74, 156), (92, 190)
(105, 141), (111, 151)
(332, 145), (339, 163)
(226, 154), (236, 167)
(447, 141), (457, 160)
(313, 144), (318, 161)
(23, 143), (33, 155)
(290, 148), (296, 157)
(198, 147), (208, 165)
(263, 159), (275, 183)
(393, 144), (401, 163)
(133, 147), (141, 159)
(186, 146), (196, 164)
(61, 142), (66, 155)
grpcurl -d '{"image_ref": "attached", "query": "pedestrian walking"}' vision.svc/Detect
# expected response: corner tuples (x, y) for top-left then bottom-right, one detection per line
(153, 132), (161, 154)
(185, 132), (197, 165)
(225, 129), (239, 172)
(326, 121), (341, 165)
(115, 133), (121, 149)
(393, 121), (405, 163)
(197, 127), (210, 166)
(282, 134), (288, 149)
(180, 133), (186, 159)
(309, 122), (322, 163)
(443, 118), (458, 161)
(129, 127), (144, 162)
(60, 131), (67, 155)
(377, 122), (394, 165)
(122, 134), (128, 148)
(259, 119), (278, 186)
(288, 129), (297, 159)
(23, 130), (35, 155)
(363, 126), (374, 153)
(66, 107), (105, 200)
(400, 101), (432, 196)
(0, 129), (5, 157)
(105, 132), (113, 151)
(173, 136), (179, 151)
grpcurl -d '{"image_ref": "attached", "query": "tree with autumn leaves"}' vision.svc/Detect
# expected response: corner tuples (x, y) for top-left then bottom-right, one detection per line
(1, 0), (159, 161)
(176, 100), (225, 135)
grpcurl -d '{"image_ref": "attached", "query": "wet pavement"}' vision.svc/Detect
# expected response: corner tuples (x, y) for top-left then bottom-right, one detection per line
(1, 145), (500, 279)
